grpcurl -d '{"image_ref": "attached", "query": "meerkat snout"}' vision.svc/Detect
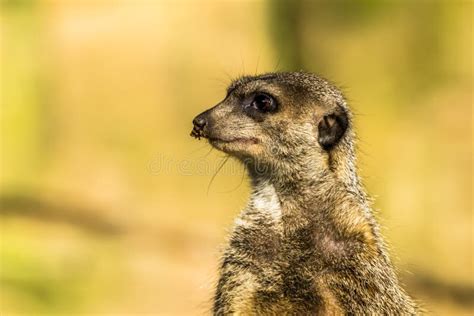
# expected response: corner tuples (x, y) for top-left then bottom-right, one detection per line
(190, 72), (352, 167)
(193, 115), (207, 131)
(190, 112), (208, 139)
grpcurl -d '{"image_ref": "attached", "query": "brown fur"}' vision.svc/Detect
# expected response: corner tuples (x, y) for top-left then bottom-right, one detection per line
(191, 72), (418, 315)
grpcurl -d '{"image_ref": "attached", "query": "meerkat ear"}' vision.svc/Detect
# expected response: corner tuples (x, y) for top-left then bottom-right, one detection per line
(317, 107), (348, 150)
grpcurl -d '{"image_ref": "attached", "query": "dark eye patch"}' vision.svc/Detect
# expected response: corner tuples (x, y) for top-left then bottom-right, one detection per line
(251, 93), (277, 113)
(242, 92), (279, 121)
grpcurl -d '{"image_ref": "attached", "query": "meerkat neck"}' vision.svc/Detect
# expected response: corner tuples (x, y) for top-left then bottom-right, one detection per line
(247, 148), (367, 205)
(249, 170), (366, 208)
(245, 144), (373, 234)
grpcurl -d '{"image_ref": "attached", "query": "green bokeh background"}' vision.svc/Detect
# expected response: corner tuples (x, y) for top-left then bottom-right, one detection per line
(1, 0), (472, 314)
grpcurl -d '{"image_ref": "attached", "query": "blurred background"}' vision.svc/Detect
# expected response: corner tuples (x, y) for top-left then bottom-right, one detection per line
(0, 0), (472, 314)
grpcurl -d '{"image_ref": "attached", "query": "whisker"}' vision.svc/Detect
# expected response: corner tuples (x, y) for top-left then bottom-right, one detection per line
(203, 146), (214, 158)
(207, 155), (230, 196)
(255, 52), (261, 75)
(274, 56), (282, 72)
(240, 50), (245, 77)
(185, 144), (210, 157)
(221, 164), (246, 194)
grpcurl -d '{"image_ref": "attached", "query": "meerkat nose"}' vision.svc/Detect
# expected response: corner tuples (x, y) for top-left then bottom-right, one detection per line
(193, 116), (207, 130)
(191, 113), (209, 139)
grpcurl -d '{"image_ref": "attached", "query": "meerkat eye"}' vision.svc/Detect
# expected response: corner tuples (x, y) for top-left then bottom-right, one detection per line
(251, 93), (277, 113)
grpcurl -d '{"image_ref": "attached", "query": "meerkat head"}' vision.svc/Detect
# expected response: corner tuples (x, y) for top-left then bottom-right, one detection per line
(191, 72), (351, 178)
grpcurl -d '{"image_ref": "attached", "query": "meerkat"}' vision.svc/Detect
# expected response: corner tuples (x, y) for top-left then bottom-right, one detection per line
(191, 72), (418, 315)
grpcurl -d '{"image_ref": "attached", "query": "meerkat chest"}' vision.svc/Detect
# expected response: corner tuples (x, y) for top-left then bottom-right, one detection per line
(227, 183), (283, 262)
(227, 185), (331, 313)
(235, 183), (282, 230)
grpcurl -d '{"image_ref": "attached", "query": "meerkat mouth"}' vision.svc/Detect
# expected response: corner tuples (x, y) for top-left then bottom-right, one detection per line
(190, 125), (259, 146)
(209, 136), (259, 145)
